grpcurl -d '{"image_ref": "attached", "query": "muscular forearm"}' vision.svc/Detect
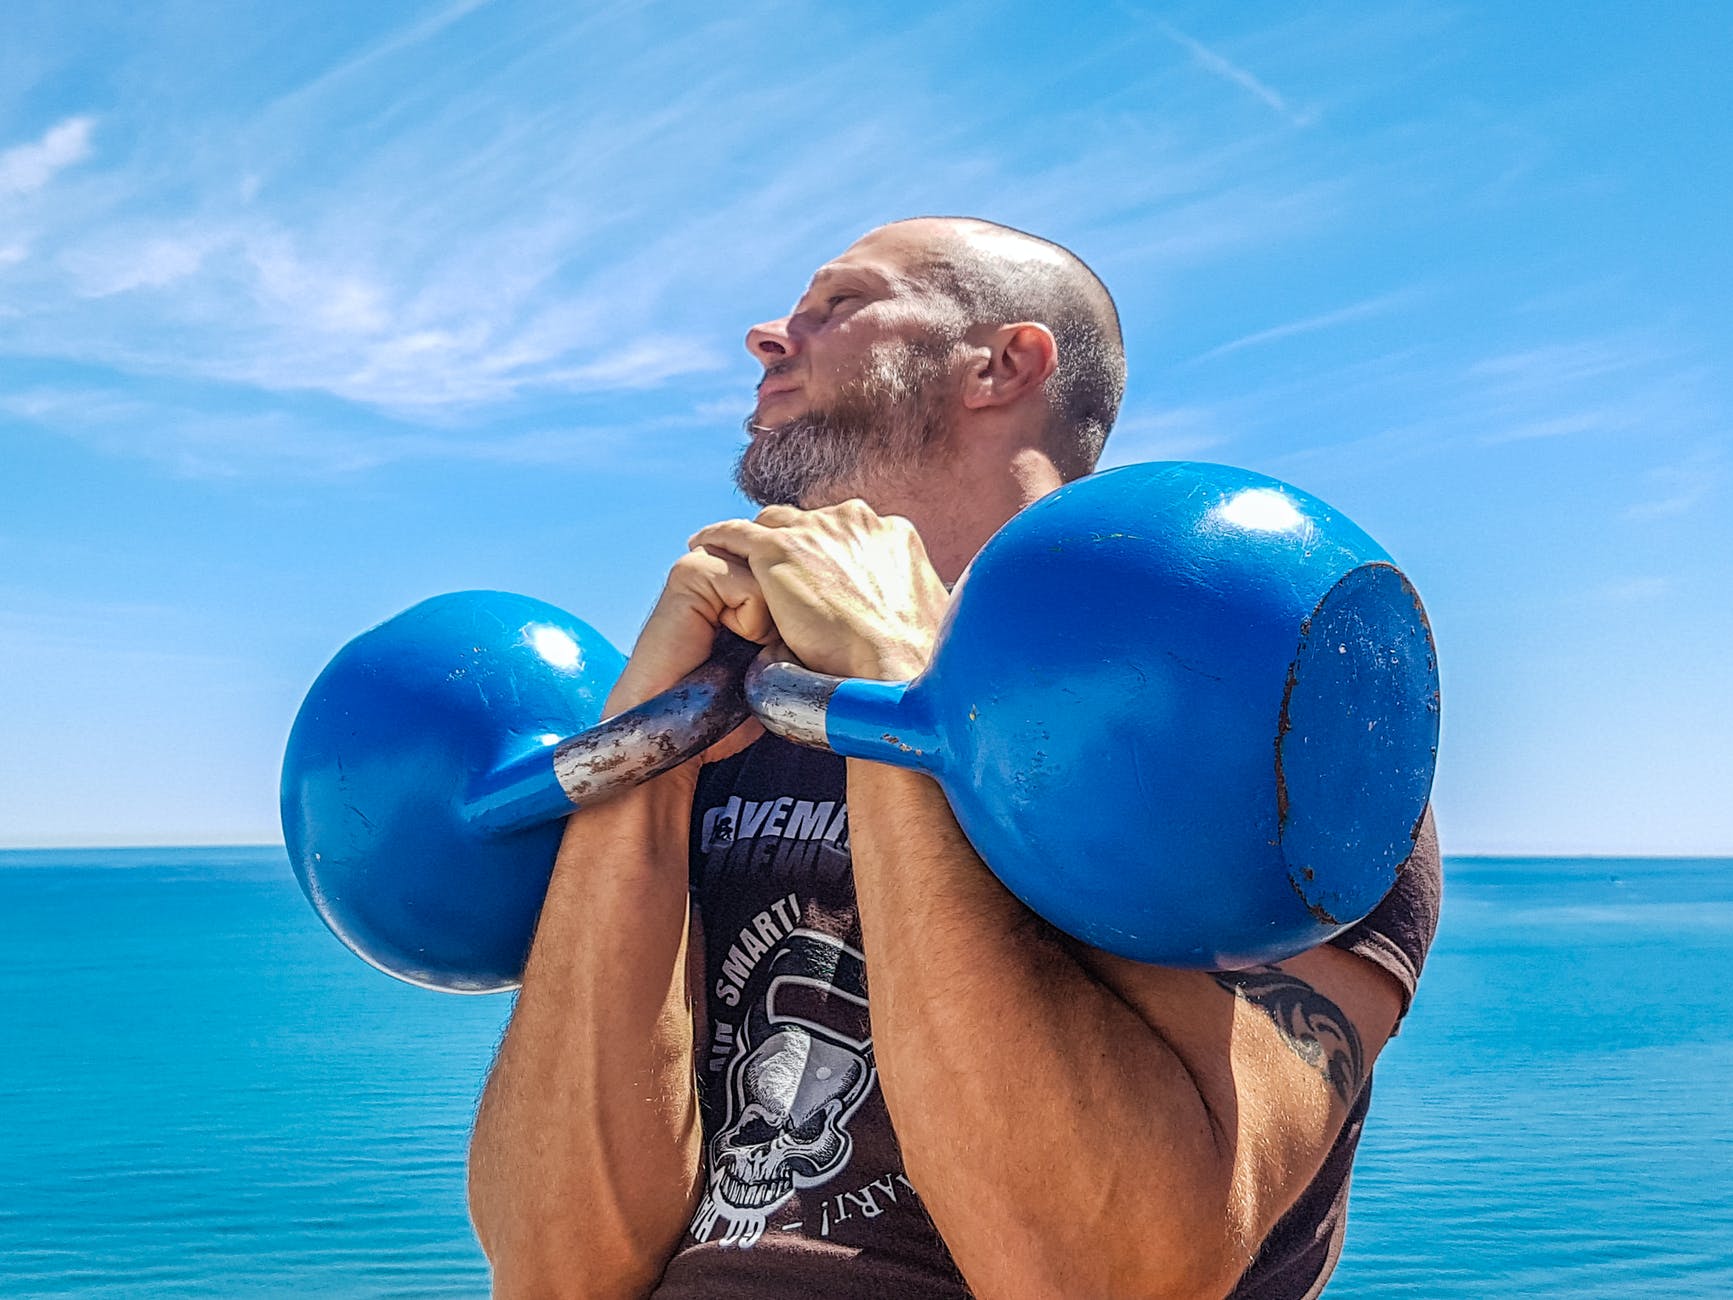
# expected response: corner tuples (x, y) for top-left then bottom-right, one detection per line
(469, 775), (702, 1299)
(847, 763), (1244, 1299)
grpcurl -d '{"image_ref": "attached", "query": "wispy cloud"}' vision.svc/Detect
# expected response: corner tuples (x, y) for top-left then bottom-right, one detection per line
(1177, 315), (1723, 494)
(260, 0), (495, 118)
(1147, 17), (1317, 127)
(1468, 339), (1652, 395)
(1592, 575), (1678, 604)
(1468, 336), (1708, 447)
(1623, 445), (1725, 520)
(0, 382), (730, 479)
(0, 115), (94, 197)
(1190, 290), (1417, 363)
(0, 4), (1361, 476)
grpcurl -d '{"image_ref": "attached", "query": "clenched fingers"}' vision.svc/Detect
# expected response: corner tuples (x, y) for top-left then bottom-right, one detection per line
(688, 502), (948, 681)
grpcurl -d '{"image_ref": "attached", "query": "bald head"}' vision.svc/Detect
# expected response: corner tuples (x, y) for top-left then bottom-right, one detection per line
(737, 217), (1126, 512)
(888, 217), (1126, 479)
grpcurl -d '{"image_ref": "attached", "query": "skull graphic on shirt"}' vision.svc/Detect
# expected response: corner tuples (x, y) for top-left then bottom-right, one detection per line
(691, 929), (875, 1247)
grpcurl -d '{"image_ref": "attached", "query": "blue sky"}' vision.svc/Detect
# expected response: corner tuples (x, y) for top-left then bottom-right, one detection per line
(2, 2), (1728, 854)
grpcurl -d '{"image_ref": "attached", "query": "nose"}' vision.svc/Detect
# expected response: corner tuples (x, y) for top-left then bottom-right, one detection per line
(746, 316), (797, 367)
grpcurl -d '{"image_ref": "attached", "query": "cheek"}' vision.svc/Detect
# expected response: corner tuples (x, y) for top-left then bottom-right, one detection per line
(817, 320), (894, 374)
(801, 338), (859, 395)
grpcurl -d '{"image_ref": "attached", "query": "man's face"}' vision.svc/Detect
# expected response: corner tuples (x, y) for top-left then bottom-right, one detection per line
(735, 225), (963, 508)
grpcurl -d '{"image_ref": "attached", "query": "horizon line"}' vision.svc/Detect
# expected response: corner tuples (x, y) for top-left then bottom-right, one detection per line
(2, 842), (1730, 862)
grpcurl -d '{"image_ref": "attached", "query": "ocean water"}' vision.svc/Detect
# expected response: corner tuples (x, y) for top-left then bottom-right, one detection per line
(1, 850), (1728, 1298)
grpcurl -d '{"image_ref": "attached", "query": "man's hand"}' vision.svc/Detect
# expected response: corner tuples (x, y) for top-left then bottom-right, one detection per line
(597, 547), (780, 778)
(606, 546), (776, 711)
(687, 501), (950, 682)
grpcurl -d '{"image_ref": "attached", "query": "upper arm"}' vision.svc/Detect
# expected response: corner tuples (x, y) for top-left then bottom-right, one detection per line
(1070, 940), (1404, 1268)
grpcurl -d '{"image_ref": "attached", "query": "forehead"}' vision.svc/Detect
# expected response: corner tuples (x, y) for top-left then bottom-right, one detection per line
(803, 223), (948, 295)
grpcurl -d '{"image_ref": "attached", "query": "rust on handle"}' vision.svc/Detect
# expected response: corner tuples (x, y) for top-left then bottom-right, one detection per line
(552, 629), (761, 805)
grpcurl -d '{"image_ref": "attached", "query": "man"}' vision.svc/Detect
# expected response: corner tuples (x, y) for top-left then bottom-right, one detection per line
(468, 217), (1441, 1299)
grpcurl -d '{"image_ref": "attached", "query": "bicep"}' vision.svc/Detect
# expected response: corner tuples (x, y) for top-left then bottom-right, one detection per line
(1074, 941), (1403, 1253)
(1219, 946), (1402, 1241)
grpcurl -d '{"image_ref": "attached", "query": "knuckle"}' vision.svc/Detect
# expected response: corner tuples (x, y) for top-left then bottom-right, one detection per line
(825, 498), (875, 531)
(695, 515), (748, 534)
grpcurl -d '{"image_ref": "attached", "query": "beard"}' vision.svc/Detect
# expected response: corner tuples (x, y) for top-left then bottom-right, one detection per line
(734, 337), (955, 508)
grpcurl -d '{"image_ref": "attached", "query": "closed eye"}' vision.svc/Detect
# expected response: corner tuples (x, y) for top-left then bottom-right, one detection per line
(826, 293), (855, 310)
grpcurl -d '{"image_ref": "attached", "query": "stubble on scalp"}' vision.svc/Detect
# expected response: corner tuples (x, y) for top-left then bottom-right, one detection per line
(734, 335), (957, 508)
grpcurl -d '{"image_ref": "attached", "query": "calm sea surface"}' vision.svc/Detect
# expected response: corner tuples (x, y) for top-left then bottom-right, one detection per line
(1, 849), (1729, 1297)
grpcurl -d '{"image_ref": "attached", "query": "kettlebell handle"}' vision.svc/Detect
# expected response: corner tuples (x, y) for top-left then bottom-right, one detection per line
(745, 654), (940, 773)
(467, 631), (947, 838)
(462, 628), (764, 836)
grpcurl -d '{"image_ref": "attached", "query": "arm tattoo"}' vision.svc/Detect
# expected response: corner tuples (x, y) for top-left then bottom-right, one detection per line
(1211, 967), (1366, 1106)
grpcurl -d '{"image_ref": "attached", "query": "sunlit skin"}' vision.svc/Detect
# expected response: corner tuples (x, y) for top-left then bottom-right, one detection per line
(745, 227), (946, 432)
(735, 219), (1067, 586)
(468, 218), (1414, 1300)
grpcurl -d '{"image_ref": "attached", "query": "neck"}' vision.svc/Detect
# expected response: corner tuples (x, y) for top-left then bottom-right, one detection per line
(807, 442), (1065, 585)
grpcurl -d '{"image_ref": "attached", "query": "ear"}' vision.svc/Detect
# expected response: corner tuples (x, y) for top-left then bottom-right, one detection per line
(960, 322), (1059, 411)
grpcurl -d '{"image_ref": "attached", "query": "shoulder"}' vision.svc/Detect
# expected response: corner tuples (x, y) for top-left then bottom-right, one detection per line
(1326, 807), (1442, 1023)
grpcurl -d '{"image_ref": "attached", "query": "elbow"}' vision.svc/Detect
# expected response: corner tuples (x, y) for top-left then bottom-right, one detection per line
(466, 1109), (514, 1272)
(1159, 1242), (1251, 1300)
(473, 1232), (664, 1300)
(484, 1256), (660, 1300)
(468, 1154), (546, 1298)
(466, 1133), (683, 1300)
(1131, 1178), (1255, 1299)
(961, 1242), (1244, 1300)
(1140, 1194), (1256, 1300)
(484, 1262), (582, 1300)
(467, 1125), (502, 1263)
(466, 1137), (586, 1300)
(1087, 1226), (1250, 1300)
(934, 1184), (1250, 1300)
